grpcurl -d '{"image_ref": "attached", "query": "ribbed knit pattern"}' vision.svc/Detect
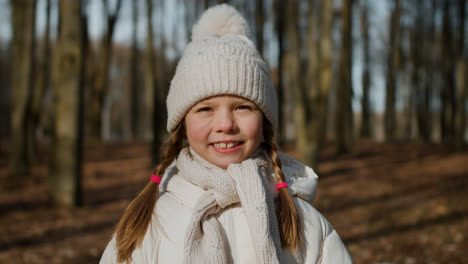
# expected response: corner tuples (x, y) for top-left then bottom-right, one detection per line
(176, 147), (281, 264)
(166, 7), (278, 132)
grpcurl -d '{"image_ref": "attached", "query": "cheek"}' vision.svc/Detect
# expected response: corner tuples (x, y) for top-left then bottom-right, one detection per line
(241, 115), (264, 143)
(185, 117), (208, 143)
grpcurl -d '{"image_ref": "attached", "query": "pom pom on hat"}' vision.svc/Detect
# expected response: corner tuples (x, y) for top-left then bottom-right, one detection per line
(191, 4), (250, 41)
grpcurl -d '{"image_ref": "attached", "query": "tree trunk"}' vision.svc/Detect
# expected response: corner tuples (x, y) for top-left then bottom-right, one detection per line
(412, 0), (434, 142)
(285, 0), (309, 164)
(284, 0), (332, 167)
(49, 0), (83, 207)
(411, 2), (424, 141)
(130, 0), (141, 139)
(384, 0), (400, 142)
(9, 0), (36, 177)
(155, 0), (168, 99)
(76, 2), (88, 206)
(419, 0), (437, 142)
(360, 0), (371, 138)
(274, 0), (285, 144)
(298, 0), (327, 168)
(455, 58), (466, 149)
(317, 0), (333, 149)
(455, 0), (466, 150)
(403, 76), (415, 140)
(256, 0), (264, 56)
(302, 0), (319, 167)
(335, 0), (354, 154)
(145, 0), (155, 141)
(146, 0), (164, 164)
(30, 0), (51, 162)
(440, 0), (456, 143)
(88, 0), (123, 141)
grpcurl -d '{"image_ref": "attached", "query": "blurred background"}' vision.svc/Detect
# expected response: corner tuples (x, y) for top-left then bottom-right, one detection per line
(0, 0), (467, 263)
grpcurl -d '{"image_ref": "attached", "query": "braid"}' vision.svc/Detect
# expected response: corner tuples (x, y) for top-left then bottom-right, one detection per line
(114, 123), (185, 263)
(263, 120), (303, 252)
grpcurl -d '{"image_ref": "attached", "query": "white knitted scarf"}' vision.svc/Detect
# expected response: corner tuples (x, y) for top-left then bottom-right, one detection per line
(176, 147), (282, 264)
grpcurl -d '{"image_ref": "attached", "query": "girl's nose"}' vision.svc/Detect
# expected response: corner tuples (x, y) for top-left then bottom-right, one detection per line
(214, 111), (237, 133)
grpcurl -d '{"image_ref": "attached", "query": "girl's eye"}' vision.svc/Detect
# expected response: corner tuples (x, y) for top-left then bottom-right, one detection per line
(197, 107), (212, 112)
(237, 105), (252, 110)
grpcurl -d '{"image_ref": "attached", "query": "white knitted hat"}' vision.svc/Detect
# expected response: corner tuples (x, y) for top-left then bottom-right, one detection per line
(166, 4), (278, 132)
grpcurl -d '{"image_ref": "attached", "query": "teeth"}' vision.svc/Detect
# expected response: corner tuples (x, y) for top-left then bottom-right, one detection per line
(214, 142), (239, 149)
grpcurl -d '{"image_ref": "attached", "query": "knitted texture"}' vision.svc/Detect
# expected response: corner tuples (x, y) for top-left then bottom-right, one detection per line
(166, 4), (278, 132)
(192, 4), (250, 41)
(176, 147), (282, 264)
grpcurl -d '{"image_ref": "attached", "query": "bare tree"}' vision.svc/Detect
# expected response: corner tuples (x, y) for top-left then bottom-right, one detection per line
(0, 42), (11, 139)
(411, 0), (425, 141)
(425, 0), (437, 141)
(299, 0), (333, 167)
(360, 0), (371, 138)
(76, 0), (88, 205)
(145, 0), (164, 164)
(440, 0), (456, 143)
(183, 0), (196, 43)
(306, 0), (319, 105)
(285, 0), (310, 163)
(29, 0), (51, 162)
(283, 0), (334, 166)
(416, 0), (437, 142)
(335, 0), (354, 153)
(88, 0), (123, 141)
(384, 0), (400, 141)
(130, 0), (141, 139)
(402, 28), (414, 141)
(145, 0), (156, 141)
(454, 0), (466, 150)
(274, 0), (285, 144)
(9, 0), (36, 177)
(256, 0), (264, 56)
(49, 0), (83, 207)
(317, 0), (334, 149)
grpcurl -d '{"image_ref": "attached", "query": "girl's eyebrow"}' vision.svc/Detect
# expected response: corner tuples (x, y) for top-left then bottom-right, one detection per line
(235, 100), (256, 107)
(229, 98), (253, 104)
(196, 101), (214, 107)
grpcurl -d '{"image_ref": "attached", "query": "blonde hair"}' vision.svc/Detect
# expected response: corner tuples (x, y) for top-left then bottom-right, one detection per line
(263, 119), (303, 251)
(113, 119), (302, 263)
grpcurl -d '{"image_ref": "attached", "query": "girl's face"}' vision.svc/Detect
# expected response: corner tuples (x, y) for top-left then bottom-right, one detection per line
(184, 95), (264, 169)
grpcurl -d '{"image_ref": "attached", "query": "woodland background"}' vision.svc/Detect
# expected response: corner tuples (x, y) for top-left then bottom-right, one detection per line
(0, 0), (467, 263)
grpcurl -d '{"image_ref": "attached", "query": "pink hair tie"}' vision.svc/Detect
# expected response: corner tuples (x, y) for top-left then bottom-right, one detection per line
(276, 182), (288, 191)
(150, 174), (162, 184)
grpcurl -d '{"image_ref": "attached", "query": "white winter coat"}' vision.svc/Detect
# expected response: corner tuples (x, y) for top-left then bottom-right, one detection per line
(100, 153), (353, 263)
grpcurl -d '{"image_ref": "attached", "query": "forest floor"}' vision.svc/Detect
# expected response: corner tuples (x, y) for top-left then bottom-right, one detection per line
(0, 140), (467, 264)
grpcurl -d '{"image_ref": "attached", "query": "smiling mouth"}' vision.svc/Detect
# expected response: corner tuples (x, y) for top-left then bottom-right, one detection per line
(212, 141), (243, 149)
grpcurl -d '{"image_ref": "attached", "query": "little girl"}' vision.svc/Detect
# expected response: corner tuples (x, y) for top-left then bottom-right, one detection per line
(101, 4), (352, 264)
